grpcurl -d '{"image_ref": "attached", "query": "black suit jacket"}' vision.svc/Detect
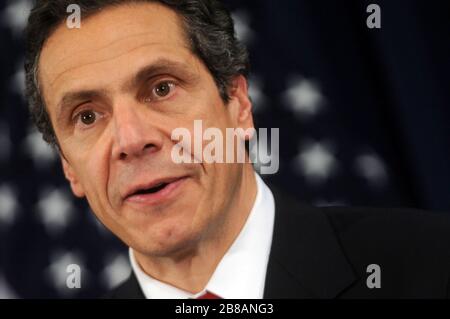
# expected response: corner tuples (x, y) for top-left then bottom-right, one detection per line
(106, 186), (450, 299)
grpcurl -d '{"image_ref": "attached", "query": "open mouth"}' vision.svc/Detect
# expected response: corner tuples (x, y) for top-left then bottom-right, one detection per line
(124, 176), (187, 204)
(133, 182), (169, 195)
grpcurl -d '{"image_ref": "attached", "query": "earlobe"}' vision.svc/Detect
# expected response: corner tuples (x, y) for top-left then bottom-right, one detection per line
(228, 75), (254, 132)
(61, 157), (85, 198)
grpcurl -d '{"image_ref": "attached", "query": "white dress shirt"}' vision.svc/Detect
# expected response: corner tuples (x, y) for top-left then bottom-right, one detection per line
(129, 171), (276, 299)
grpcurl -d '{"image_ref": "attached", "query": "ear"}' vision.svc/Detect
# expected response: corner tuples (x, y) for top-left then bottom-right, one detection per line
(61, 156), (85, 198)
(227, 75), (255, 140)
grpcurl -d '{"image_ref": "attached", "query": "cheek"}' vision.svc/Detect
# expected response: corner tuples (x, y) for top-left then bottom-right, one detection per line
(74, 143), (112, 214)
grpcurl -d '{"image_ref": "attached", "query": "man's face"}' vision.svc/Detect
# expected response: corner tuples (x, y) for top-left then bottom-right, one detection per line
(39, 3), (253, 256)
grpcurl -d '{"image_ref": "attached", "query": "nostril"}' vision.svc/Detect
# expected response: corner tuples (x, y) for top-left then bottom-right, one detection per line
(143, 144), (153, 151)
(117, 143), (156, 160)
(142, 143), (157, 154)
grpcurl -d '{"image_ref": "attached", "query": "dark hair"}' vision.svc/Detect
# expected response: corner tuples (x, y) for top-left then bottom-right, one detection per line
(24, 0), (250, 147)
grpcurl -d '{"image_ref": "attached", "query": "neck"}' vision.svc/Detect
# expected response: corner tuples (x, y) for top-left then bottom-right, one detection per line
(133, 164), (258, 294)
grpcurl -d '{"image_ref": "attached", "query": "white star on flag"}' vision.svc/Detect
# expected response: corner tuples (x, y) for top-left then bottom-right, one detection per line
(283, 77), (326, 119)
(354, 151), (388, 188)
(249, 75), (267, 113)
(0, 184), (19, 225)
(36, 188), (74, 236)
(101, 253), (131, 289)
(232, 10), (254, 45)
(22, 127), (57, 168)
(293, 140), (338, 185)
(2, 0), (33, 36)
(45, 250), (85, 295)
(0, 274), (18, 299)
(11, 65), (25, 98)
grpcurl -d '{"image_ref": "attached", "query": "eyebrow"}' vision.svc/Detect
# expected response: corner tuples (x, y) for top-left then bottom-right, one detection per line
(56, 89), (109, 125)
(55, 58), (197, 124)
(121, 58), (196, 92)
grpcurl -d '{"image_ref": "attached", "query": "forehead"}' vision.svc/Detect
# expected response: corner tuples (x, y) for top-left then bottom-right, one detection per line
(39, 2), (192, 107)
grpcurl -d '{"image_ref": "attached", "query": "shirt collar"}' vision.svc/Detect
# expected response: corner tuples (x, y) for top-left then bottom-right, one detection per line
(129, 171), (275, 299)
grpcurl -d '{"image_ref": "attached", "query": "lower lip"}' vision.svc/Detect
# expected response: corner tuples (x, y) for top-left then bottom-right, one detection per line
(124, 177), (187, 206)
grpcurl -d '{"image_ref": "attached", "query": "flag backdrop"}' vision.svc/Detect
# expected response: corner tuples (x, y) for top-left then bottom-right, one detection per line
(0, 0), (449, 298)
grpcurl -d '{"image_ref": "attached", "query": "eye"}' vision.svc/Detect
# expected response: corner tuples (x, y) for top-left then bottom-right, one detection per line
(146, 81), (176, 101)
(79, 110), (96, 125)
(73, 109), (100, 128)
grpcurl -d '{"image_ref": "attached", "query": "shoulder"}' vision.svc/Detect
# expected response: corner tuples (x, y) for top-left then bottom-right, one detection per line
(270, 183), (450, 297)
(321, 204), (450, 244)
(319, 205), (450, 296)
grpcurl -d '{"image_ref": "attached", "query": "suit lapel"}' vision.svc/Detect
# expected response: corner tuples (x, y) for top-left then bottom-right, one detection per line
(264, 186), (358, 298)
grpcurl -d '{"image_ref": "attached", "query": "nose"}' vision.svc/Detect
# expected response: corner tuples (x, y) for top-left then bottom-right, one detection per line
(111, 103), (162, 161)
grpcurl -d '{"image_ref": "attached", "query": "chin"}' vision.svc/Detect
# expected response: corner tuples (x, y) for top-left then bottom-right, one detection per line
(131, 223), (202, 258)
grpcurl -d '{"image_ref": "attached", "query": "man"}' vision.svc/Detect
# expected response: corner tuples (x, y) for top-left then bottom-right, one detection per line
(24, 0), (450, 299)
